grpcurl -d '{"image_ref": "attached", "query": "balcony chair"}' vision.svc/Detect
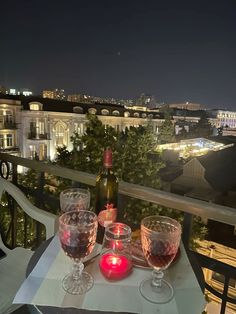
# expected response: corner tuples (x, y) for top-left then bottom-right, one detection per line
(0, 177), (58, 314)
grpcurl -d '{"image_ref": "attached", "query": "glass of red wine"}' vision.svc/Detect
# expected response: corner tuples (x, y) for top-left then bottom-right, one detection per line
(139, 215), (181, 304)
(59, 210), (98, 294)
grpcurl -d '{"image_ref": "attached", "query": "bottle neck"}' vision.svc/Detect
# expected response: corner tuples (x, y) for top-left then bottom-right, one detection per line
(103, 148), (113, 168)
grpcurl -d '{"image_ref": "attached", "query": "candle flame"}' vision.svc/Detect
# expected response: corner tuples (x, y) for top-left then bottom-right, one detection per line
(111, 256), (119, 265)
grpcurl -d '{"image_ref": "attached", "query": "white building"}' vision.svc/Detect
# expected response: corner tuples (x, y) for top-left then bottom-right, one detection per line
(0, 95), (164, 161)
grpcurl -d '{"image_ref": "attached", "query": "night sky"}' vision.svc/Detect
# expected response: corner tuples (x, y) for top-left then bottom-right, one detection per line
(1, 0), (236, 109)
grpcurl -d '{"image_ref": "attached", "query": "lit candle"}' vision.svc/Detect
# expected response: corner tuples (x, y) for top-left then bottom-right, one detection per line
(99, 253), (132, 280)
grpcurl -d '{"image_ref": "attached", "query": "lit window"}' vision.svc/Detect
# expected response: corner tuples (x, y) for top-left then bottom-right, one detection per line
(55, 122), (67, 147)
(0, 134), (3, 147)
(112, 110), (120, 116)
(0, 111), (3, 124)
(76, 123), (84, 135)
(124, 111), (130, 117)
(101, 109), (109, 115)
(88, 108), (97, 115)
(29, 102), (43, 111)
(6, 134), (13, 147)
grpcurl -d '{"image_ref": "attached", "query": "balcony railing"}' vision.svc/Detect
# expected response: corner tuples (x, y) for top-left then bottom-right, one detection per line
(0, 152), (236, 313)
(28, 132), (50, 140)
(0, 147), (19, 152)
(0, 122), (17, 129)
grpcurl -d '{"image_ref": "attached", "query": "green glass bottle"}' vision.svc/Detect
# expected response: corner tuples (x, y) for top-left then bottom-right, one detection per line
(95, 148), (119, 244)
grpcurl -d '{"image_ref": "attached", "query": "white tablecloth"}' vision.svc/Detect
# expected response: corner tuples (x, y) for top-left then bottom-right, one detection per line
(14, 235), (205, 314)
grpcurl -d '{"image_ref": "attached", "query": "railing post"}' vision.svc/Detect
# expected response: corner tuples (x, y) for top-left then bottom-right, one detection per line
(182, 212), (193, 249)
(220, 277), (229, 314)
(7, 192), (17, 248)
(34, 171), (45, 247)
(11, 163), (18, 185)
(10, 163), (18, 248)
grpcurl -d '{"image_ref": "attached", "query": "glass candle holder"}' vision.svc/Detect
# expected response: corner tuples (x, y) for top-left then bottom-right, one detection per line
(99, 223), (133, 281)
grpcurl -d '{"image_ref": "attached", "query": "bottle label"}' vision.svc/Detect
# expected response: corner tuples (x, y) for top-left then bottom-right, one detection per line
(98, 203), (117, 227)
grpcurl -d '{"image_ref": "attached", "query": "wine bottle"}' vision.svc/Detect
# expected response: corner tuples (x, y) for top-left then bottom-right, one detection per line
(95, 148), (119, 244)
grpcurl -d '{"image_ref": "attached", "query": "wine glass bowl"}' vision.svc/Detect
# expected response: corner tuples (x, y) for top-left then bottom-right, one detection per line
(60, 188), (90, 213)
(59, 210), (98, 295)
(139, 215), (181, 304)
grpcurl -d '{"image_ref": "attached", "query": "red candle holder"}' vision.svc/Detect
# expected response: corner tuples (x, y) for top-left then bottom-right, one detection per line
(99, 223), (133, 281)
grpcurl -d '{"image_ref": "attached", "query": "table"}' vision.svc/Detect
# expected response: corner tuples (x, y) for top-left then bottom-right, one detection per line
(14, 235), (205, 314)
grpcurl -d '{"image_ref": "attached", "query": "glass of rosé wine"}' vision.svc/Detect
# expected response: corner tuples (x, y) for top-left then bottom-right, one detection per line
(59, 210), (98, 294)
(139, 215), (181, 304)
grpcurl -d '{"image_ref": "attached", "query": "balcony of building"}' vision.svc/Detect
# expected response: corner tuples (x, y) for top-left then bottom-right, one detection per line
(0, 121), (18, 129)
(27, 130), (50, 140)
(0, 152), (236, 314)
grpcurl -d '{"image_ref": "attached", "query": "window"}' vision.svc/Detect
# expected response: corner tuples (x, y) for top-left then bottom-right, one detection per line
(76, 122), (84, 135)
(112, 110), (120, 116)
(39, 144), (47, 160)
(0, 110), (14, 125)
(55, 122), (67, 147)
(73, 106), (84, 114)
(5, 110), (13, 124)
(142, 113), (147, 118)
(29, 102), (43, 111)
(6, 134), (13, 147)
(133, 112), (139, 117)
(124, 111), (130, 117)
(0, 134), (3, 148)
(101, 109), (109, 115)
(88, 108), (97, 115)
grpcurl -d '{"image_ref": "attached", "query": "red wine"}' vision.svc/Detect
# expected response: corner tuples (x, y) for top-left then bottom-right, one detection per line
(143, 241), (178, 269)
(61, 242), (94, 259)
(95, 148), (119, 243)
(60, 231), (96, 259)
(145, 251), (176, 268)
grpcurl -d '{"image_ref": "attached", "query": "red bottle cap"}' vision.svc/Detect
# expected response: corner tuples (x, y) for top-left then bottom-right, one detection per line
(103, 148), (112, 168)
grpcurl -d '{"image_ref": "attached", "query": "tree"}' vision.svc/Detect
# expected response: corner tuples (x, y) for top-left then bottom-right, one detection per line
(191, 111), (213, 138)
(158, 113), (175, 143)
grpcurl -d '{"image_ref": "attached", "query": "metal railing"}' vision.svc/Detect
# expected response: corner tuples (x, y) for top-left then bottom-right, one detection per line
(0, 152), (236, 313)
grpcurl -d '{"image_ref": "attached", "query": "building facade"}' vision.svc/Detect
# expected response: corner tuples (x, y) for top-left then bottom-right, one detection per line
(0, 95), (164, 161)
(0, 98), (21, 155)
(209, 109), (236, 129)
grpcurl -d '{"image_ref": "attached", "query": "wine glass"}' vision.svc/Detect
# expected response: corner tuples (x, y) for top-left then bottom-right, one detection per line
(139, 215), (181, 304)
(60, 188), (90, 213)
(59, 210), (98, 294)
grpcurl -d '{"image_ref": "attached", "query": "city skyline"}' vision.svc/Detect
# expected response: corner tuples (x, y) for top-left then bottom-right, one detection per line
(1, 0), (236, 109)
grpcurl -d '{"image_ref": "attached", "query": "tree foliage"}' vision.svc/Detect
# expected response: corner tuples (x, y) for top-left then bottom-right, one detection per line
(190, 112), (213, 138)
(158, 113), (175, 144)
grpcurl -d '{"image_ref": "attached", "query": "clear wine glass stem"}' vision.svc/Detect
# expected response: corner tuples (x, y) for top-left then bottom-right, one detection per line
(72, 260), (84, 281)
(152, 270), (164, 289)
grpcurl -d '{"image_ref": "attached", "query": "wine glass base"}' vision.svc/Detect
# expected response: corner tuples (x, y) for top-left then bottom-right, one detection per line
(139, 277), (174, 304)
(62, 271), (94, 295)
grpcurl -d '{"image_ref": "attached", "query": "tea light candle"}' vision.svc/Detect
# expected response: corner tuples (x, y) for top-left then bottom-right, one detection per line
(99, 253), (132, 280)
